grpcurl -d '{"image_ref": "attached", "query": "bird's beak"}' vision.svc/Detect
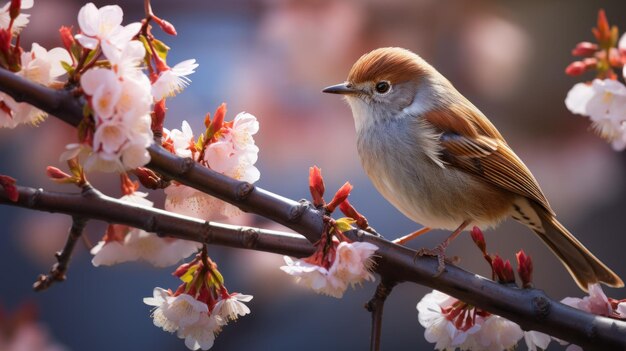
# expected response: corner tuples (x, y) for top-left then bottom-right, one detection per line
(322, 82), (358, 95)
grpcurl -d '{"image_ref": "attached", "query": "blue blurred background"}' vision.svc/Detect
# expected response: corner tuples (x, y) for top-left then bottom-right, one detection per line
(2, 0), (626, 350)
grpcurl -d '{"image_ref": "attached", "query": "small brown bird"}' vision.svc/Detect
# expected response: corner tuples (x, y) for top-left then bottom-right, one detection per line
(323, 47), (623, 290)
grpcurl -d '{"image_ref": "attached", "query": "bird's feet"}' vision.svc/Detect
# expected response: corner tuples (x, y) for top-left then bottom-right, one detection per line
(415, 244), (460, 276)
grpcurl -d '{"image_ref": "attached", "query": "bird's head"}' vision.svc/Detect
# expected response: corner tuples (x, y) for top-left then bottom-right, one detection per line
(323, 47), (445, 129)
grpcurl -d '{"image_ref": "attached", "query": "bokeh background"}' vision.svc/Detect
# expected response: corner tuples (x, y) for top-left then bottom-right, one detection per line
(1, 0), (626, 350)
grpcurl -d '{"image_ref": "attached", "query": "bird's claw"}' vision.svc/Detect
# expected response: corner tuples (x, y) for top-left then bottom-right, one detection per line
(414, 246), (460, 276)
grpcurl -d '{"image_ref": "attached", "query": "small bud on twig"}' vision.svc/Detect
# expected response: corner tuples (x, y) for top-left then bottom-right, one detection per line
(326, 182), (352, 213)
(309, 166), (325, 207)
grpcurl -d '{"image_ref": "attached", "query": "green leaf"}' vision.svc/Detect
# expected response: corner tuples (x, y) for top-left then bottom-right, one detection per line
(152, 38), (170, 61)
(60, 60), (74, 75)
(335, 217), (356, 233)
(139, 36), (170, 61)
(180, 265), (199, 283)
(195, 133), (204, 151)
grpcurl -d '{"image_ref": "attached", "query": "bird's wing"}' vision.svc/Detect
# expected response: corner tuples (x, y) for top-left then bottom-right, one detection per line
(422, 101), (554, 215)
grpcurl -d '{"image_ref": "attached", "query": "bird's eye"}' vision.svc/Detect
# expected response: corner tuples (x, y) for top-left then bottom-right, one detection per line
(375, 81), (391, 94)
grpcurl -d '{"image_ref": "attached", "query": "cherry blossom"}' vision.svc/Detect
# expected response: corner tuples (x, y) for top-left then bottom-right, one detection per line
(90, 192), (201, 266)
(151, 59), (199, 101)
(332, 241), (377, 286)
(417, 290), (483, 350)
(164, 116), (260, 220)
(281, 236), (378, 298)
(0, 0), (33, 33)
(75, 3), (141, 53)
(561, 283), (612, 316)
(0, 43), (71, 128)
(212, 293), (253, 322)
(177, 313), (222, 351)
(477, 315), (523, 351)
(524, 330), (552, 351)
(280, 256), (348, 298)
(565, 79), (626, 150)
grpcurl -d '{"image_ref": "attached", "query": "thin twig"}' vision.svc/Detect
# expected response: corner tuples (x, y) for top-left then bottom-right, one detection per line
(32, 215), (88, 291)
(365, 279), (397, 351)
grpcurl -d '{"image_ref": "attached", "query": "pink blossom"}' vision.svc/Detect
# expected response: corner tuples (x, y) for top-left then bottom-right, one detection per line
(75, 3), (141, 53)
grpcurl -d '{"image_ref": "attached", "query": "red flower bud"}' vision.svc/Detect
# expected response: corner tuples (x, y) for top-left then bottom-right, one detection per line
(593, 9), (611, 43)
(46, 166), (72, 183)
(59, 26), (75, 53)
(470, 226), (486, 254)
(152, 99), (166, 135)
(210, 103), (226, 133)
(157, 18), (177, 36)
(134, 167), (163, 190)
(339, 199), (369, 229)
(326, 182), (352, 213)
(0, 174), (18, 202)
(565, 61), (586, 76)
(503, 260), (515, 283)
(516, 250), (533, 288)
(491, 255), (515, 284)
(9, 0), (20, 20)
(309, 166), (325, 207)
(571, 42), (598, 56)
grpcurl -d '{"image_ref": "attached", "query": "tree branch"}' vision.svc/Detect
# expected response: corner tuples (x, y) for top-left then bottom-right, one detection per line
(32, 214), (88, 291)
(365, 279), (397, 351)
(0, 69), (625, 350)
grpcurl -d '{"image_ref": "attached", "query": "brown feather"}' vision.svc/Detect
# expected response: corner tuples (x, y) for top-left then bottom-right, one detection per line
(424, 107), (554, 215)
(348, 47), (428, 85)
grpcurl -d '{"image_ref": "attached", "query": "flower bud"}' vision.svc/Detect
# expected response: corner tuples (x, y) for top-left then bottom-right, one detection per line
(571, 42), (598, 56)
(156, 18), (177, 36)
(326, 182), (352, 213)
(134, 167), (163, 189)
(470, 226), (486, 254)
(0, 174), (18, 202)
(59, 26), (75, 54)
(309, 166), (325, 207)
(516, 250), (533, 288)
(209, 103), (226, 134)
(9, 0), (20, 20)
(565, 61), (586, 76)
(492, 255), (515, 284)
(46, 166), (73, 183)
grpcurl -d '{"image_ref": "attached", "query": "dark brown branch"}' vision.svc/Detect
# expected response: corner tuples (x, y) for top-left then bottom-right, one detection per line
(365, 279), (397, 351)
(32, 214), (88, 291)
(0, 185), (313, 258)
(0, 69), (625, 350)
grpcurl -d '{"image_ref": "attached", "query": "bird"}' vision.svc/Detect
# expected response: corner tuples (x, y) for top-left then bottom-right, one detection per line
(322, 47), (623, 291)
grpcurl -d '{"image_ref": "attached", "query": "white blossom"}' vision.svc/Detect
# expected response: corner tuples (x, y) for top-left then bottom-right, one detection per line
(280, 256), (347, 298)
(212, 293), (253, 322)
(524, 330), (552, 351)
(417, 290), (482, 350)
(477, 315), (523, 351)
(0, 0), (33, 33)
(152, 59), (199, 100)
(144, 287), (178, 333)
(565, 79), (626, 150)
(164, 117), (260, 220)
(177, 313), (222, 351)
(91, 193), (200, 266)
(0, 43), (71, 128)
(75, 3), (141, 53)
(331, 241), (377, 286)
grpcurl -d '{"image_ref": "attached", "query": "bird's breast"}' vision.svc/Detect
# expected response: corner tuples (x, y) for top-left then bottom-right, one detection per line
(356, 117), (514, 230)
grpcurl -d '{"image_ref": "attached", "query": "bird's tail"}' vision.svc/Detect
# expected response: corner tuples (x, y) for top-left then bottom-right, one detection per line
(528, 202), (623, 291)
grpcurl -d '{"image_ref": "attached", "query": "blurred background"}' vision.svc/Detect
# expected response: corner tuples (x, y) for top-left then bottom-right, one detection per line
(1, 0), (626, 350)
